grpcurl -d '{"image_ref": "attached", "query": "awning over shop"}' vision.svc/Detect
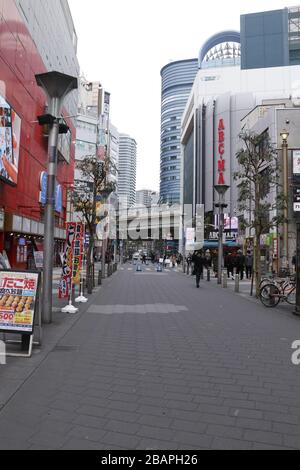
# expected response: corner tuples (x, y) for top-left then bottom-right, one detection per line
(203, 240), (239, 249)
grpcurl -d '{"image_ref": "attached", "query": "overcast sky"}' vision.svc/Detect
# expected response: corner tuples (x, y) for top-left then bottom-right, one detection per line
(68, 0), (298, 192)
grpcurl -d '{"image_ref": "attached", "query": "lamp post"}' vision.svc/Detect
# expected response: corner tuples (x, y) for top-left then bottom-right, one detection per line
(215, 184), (230, 285)
(280, 129), (290, 272)
(35, 71), (78, 324)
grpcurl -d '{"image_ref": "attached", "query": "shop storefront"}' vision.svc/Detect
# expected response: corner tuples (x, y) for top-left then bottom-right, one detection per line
(2, 214), (66, 270)
(0, 1), (77, 272)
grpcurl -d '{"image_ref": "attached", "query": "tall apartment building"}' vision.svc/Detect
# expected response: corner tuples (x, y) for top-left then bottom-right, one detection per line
(160, 59), (199, 205)
(136, 190), (159, 207)
(118, 134), (137, 207)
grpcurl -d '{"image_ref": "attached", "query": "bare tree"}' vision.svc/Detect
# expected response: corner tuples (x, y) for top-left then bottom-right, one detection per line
(234, 131), (286, 296)
(73, 155), (116, 292)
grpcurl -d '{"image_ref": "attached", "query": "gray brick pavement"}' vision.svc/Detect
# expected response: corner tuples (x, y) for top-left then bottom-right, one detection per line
(0, 266), (300, 449)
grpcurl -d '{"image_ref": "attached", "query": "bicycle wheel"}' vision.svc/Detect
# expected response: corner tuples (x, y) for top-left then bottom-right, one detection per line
(259, 278), (274, 290)
(259, 284), (280, 308)
(285, 285), (296, 305)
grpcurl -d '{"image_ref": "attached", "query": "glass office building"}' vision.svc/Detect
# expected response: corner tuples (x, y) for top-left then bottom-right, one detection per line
(160, 59), (198, 205)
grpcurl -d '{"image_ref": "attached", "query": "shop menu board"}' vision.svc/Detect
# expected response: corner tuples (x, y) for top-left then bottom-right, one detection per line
(0, 271), (40, 334)
(33, 251), (44, 269)
(0, 94), (21, 185)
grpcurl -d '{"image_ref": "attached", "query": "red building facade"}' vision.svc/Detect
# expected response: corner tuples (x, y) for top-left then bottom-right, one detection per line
(0, 1), (77, 269)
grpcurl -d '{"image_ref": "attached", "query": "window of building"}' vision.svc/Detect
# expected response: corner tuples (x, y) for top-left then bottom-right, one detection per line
(289, 7), (300, 64)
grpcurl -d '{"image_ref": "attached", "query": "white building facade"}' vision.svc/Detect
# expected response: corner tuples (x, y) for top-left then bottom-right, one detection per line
(118, 134), (137, 207)
(181, 63), (300, 215)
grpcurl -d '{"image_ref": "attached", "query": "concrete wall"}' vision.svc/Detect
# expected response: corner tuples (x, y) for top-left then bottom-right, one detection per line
(16, 0), (79, 120)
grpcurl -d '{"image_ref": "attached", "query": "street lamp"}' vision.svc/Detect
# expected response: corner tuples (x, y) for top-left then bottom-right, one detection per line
(215, 184), (230, 285)
(280, 129), (290, 272)
(35, 71), (78, 324)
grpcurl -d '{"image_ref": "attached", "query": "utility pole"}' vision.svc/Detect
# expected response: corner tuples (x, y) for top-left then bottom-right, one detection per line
(280, 129), (290, 271)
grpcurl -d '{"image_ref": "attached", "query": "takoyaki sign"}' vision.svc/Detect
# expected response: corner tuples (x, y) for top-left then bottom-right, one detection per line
(0, 271), (39, 334)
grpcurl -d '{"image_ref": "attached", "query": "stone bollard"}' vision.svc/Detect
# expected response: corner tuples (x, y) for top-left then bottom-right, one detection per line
(98, 271), (102, 286)
(222, 270), (227, 288)
(235, 274), (240, 293)
(207, 268), (211, 282)
(187, 264), (190, 276)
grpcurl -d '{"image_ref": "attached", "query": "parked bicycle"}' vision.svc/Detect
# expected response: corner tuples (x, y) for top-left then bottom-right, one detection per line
(259, 274), (295, 292)
(259, 278), (296, 308)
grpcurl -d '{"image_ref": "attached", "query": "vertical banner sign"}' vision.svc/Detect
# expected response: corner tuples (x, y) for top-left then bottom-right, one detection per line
(0, 271), (39, 334)
(293, 150), (300, 176)
(217, 119), (225, 185)
(294, 187), (300, 212)
(72, 223), (84, 285)
(59, 223), (76, 299)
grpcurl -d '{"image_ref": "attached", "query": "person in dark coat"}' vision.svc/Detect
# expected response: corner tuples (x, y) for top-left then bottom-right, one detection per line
(225, 252), (232, 279)
(192, 251), (206, 288)
(236, 250), (245, 280)
(245, 251), (253, 279)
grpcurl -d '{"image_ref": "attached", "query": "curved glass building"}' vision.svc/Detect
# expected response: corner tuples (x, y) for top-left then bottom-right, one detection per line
(160, 59), (198, 205)
(199, 30), (241, 69)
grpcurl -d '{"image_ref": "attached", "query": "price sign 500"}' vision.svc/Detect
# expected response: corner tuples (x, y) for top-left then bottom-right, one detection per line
(0, 313), (14, 321)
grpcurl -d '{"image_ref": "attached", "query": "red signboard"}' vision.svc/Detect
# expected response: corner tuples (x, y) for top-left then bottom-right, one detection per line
(59, 223), (75, 299)
(217, 119), (225, 185)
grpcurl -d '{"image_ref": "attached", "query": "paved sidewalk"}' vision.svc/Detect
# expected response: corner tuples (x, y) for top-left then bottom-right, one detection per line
(0, 266), (300, 449)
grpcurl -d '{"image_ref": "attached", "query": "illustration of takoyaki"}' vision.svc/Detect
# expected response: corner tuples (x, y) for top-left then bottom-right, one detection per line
(0, 296), (8, 306)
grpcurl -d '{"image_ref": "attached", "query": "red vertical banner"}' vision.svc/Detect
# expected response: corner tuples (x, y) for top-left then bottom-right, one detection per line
(59, 222), (76, 299)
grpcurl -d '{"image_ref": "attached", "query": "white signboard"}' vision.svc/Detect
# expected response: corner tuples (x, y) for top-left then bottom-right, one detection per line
(293, 150), (300, 175)
(0, 271), (39, 334)
(33, 251), (44, 269)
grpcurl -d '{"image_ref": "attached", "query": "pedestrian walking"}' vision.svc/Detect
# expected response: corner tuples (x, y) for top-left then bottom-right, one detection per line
(192, 250), (206, 288)
(236, 250), (245, 280)
(245, 251), (253, 279)
(205, 250), (212, 268)
(187, 254), (192, 274)
(211, 251), (218, 277)
(225, 252), (232, 279)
